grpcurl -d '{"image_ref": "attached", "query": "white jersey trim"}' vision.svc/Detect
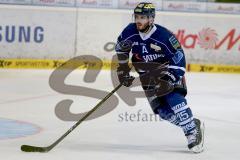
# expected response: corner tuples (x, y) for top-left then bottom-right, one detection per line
(139, 25), (157, 41)
(124, 34), (139, 41)
(168, 65), (186, 72)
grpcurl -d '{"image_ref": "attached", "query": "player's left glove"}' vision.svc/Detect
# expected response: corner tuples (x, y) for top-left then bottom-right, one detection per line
(117, 67), (135, 87)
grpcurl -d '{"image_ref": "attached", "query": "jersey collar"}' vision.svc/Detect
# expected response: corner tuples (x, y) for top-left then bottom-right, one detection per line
(139, 24), (157, 41)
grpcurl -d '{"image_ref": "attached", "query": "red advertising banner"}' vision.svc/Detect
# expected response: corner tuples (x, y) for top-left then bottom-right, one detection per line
(77, 0), (118, 8)
(32, 0), (75, 6)
(163, 1), (207, 12)
(118, 0), (162, 10)
(207, 2), (240, 14)
(0, 0), (32, 4)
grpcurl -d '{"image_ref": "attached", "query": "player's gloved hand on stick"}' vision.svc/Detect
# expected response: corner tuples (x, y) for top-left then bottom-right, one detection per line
(117, 68), (135, 87)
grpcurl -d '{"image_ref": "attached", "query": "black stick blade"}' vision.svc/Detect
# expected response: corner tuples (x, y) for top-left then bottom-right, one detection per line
(21, 145), (49, 153)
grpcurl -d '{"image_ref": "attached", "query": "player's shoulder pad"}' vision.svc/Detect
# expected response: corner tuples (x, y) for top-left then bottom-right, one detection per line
(120, 23), (138, 41)
(154, 24), (173, 39)
(154, 24), (181, 50)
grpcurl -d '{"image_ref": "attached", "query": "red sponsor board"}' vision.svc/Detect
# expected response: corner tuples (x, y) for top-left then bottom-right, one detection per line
(207, 3), (240, 14)
(32, 0), (75, 6)
(77, 0), (117, 8)
(119, 0), (140, 9)
(78, 0), (97, 5)
(174, 28), (240, 51)
(118, 0), (161, 10)
(0, 0), (32, 4)
(163, 1), (206, 12)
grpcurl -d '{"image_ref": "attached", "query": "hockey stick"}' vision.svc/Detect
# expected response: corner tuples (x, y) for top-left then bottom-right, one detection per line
(21, 83), (123, 153)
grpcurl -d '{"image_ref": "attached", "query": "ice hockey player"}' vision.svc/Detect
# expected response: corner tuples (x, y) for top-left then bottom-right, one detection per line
(115, 2), (205, 153)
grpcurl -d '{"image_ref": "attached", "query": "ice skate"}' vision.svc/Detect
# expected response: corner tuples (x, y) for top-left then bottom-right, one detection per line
(187, 118), (205, 153)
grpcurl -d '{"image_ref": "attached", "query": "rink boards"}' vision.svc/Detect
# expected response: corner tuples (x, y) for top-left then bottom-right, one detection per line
(0, 4), (240, 73)
(1, 58), (240, 74)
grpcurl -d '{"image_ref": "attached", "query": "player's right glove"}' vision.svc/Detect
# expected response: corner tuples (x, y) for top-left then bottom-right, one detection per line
(117, 67), (135, 87)
(158, 70), (178, 85)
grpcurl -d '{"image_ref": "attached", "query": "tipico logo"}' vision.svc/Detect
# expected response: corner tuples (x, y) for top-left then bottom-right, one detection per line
(175, 28), (240, 50)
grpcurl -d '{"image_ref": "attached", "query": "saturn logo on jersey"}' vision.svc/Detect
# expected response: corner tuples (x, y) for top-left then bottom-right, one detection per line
(143, 54), (165, 62)
(134, 53), (165, 62)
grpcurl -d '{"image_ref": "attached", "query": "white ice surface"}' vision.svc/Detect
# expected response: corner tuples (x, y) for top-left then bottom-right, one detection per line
(0, 69), (240, 160)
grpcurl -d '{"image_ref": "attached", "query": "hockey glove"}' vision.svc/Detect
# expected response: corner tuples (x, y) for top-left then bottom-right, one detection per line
(117, 69), (135, 87)
(157, 70), (178, 85)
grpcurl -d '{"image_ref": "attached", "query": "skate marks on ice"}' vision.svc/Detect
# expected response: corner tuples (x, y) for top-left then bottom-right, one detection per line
(66, 141), (190, 154)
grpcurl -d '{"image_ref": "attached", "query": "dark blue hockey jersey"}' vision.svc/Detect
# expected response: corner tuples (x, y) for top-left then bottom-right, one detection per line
(115, 23), (186, 81)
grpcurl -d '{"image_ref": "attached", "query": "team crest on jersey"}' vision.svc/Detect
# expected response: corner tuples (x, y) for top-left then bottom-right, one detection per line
(169, 36), (181, 50)
(150, 43), (161, 52)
